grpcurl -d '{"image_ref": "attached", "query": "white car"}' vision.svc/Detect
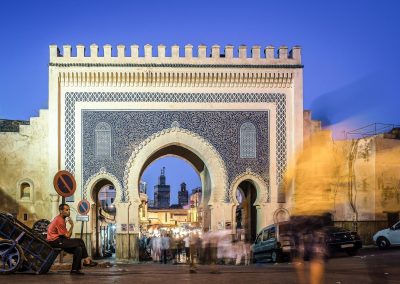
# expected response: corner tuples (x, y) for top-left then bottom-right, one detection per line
(373, 221), (400, 249)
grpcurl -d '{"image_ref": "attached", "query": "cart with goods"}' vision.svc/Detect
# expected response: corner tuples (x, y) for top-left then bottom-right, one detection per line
(0, 211), (60, 274)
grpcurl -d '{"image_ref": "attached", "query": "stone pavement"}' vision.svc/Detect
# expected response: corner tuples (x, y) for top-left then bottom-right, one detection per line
(0, 247), (399, 284)
(2, 263), (302, 284)
(50, 253), (113, 271)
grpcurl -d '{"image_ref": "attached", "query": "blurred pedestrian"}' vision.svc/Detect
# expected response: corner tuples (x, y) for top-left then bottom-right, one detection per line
(284, 131), (345, 284)
(170, 235), (178, 264)
(189, 232), (199, 273)
(235, 233), (250, 265)
(161, 232), (170, 264)
(176, 236), (184, 262)
(183, 234), (190, 263)
(151, 235), (161, 262)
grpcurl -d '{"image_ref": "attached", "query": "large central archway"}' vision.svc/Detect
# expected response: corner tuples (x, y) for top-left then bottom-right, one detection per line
(125, 127), (228, 207)
(115, 127), (230, 261)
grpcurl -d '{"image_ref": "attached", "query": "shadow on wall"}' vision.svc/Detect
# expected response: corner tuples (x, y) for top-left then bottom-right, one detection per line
(310, 72), (392, 127)
(0, 187), (37, 227)
(0, 186), (21, 215)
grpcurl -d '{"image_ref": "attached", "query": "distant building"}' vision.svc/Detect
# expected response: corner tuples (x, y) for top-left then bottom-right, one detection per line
(189, 187), (202, 225)
(154, 167), (170, 208)
(98, 185), (116, 213)
(178, 182), (189, 207)
(190, 187), (202, 207)
(170, 204), (182, 209)
(147, 199), (155, 208)
(191, 186), (202, 194)
(147, 208), (190, 228)
(139, 180), (147, 194)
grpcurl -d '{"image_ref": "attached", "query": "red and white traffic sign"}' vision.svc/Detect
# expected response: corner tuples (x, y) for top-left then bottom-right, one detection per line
(53, 170), (76, 198)
(77, 199), (90, 215)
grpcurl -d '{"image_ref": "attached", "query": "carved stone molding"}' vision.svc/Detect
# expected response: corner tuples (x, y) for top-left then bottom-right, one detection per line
(273, 208), (290, 223)
(230, 168), (270, 204)
(83, 167), (124, 202)
(123, 127), (229, 203)
(58, 71), (294, 88)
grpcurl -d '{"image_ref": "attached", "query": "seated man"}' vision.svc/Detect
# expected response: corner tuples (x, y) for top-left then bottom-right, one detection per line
(47, 203), (97, 275)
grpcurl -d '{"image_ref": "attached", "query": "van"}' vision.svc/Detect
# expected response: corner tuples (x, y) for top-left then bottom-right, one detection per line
(251, 222), (292, 263)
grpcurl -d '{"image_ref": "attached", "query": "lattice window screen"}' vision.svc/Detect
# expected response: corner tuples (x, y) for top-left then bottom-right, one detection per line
(240, 122), (257, 158)
(95, 122), (112, 158)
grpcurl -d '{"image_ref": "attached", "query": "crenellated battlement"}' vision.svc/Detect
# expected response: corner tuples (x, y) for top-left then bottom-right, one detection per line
(49, 44), (302, 66)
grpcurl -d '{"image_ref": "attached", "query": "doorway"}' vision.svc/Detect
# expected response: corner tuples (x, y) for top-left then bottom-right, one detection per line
(235, 180), (257, 242)
(92, 180), (116, 258)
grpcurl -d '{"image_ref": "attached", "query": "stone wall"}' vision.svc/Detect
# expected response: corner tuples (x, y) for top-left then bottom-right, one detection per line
(303, 110), (322, 141)
(333, 136), (400, 222)
(0, 110), (53, 227)
(375, 137), (400, 218)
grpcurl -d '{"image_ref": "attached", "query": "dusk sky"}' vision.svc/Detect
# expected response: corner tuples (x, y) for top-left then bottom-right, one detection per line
(1, 0), (399, 202)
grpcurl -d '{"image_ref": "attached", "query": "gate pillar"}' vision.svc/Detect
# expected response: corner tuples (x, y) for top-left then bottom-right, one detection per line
(115, 201), (140, 263)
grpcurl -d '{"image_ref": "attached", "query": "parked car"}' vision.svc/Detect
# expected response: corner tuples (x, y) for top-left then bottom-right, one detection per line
(324, 226), (363, 256)
(251, 222), (293, 263)
(373, 220), (400, 249)
(251, 223), (363, 263)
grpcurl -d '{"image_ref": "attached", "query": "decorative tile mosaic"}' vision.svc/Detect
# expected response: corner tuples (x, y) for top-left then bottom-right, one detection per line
(64, 92), (287, 200)
(82, 110), (269, 186)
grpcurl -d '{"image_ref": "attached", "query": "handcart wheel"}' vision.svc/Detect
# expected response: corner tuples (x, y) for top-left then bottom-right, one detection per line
(0, 240), (24, 274)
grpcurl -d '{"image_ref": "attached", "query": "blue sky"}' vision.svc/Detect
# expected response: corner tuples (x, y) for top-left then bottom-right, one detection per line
(1, 0), (399, 200)
(1, 1), (399, 135)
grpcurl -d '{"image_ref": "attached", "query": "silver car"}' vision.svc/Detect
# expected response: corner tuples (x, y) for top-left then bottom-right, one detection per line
(373, 221), (400, 249)
(251, 223), (292, 263)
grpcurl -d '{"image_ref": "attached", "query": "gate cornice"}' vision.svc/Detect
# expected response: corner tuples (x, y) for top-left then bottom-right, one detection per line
(55, 70), (295, 88)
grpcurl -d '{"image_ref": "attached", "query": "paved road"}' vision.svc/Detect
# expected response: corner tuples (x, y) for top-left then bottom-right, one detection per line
(1, 247), (399, 284)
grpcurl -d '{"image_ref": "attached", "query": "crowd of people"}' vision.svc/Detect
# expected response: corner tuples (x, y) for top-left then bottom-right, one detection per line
(139, 229), (251, 266)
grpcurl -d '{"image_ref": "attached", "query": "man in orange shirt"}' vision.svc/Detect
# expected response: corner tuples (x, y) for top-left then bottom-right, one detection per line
(47, 203), (97, 275)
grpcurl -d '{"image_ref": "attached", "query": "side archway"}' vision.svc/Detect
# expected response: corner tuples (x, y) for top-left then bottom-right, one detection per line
(231, 169), (269, 207)
(84, 168), (123, 203)
(231, 169), (269, 240)
(273, 208), (290, 223)
(83, 168), (120, 258)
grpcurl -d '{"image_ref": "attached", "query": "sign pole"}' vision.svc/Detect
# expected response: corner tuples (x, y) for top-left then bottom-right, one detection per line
(77, 199), (90, 240)
(81, 220), (84, 239)
(85, 220), (88, 251)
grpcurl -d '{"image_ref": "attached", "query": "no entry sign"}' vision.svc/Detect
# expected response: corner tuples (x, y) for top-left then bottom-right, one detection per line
(53, 170), (76, 197)
(77, 199), (90, 215)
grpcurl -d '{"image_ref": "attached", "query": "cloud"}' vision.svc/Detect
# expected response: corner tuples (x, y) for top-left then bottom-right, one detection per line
(310, 72), (391, 127)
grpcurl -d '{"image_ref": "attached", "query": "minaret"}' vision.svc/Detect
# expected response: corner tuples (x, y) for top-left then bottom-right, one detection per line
(159, 167), (166, 185)
(178, 182), (189, 207)
(154, 167), (170, 208)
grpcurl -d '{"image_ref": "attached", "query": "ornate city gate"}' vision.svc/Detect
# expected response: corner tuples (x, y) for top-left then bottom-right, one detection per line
(48, 43), (303, 261)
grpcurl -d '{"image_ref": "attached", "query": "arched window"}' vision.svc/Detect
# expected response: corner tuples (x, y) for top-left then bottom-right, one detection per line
(240, 122), (257, 158)
(95, 122), (112, 158)
(17, 179), (34, 202)
(20, 183), (31, 200)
